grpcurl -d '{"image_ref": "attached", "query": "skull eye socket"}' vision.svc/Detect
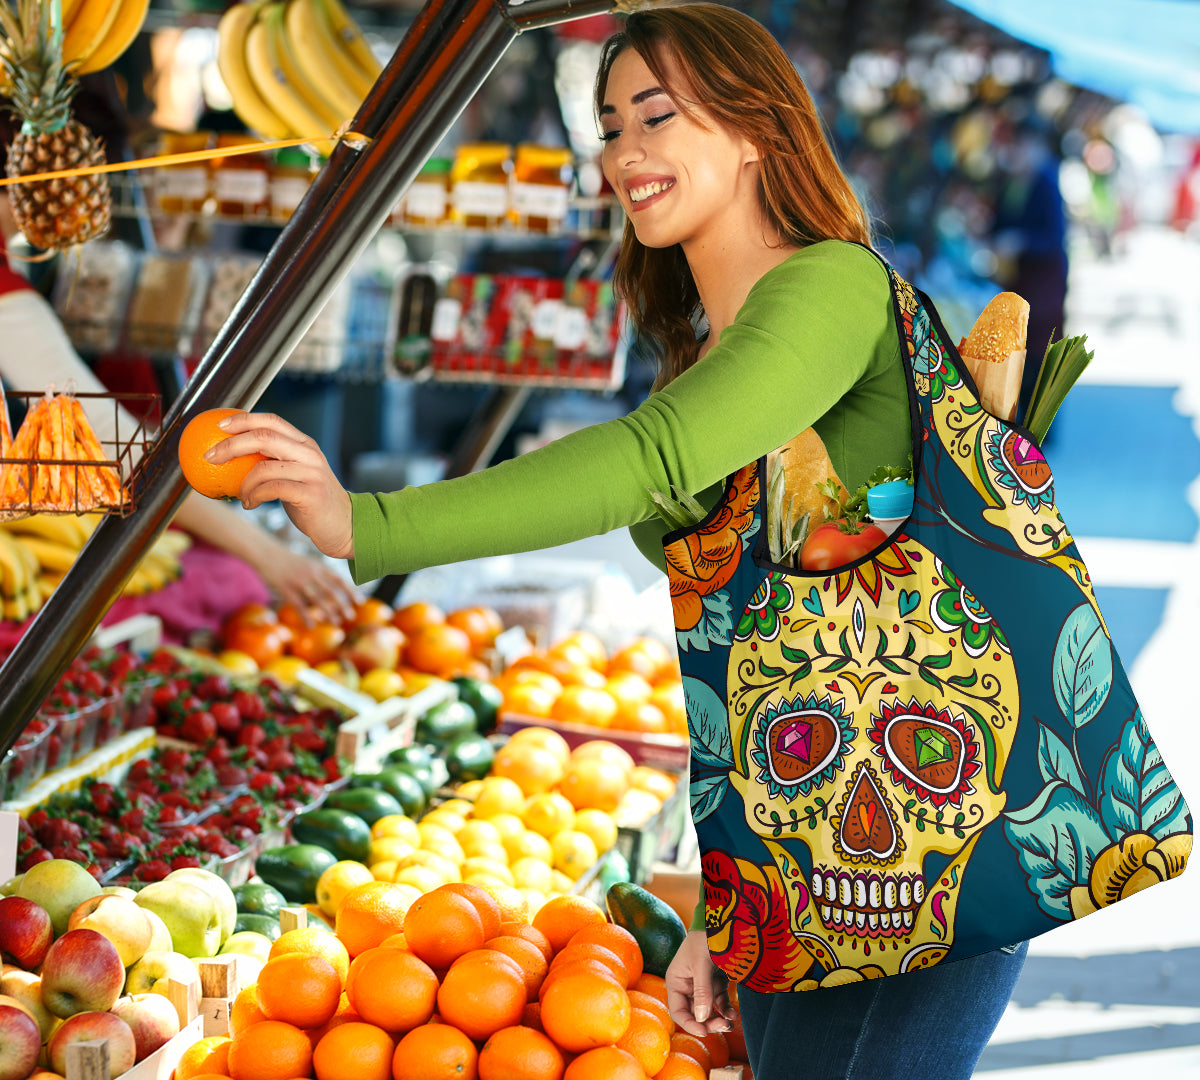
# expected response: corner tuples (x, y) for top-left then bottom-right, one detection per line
(766, 708), (843, 786)
(882, 715), (965, 797)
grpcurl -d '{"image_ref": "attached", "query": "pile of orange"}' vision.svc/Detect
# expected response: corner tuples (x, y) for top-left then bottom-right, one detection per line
(179, 883), (733, 1080)
(495, 632), (687, 740)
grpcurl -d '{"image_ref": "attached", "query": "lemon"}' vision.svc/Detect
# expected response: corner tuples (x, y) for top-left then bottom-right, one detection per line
(456, 779), (486, 801)
(472, 776), (527, 819)
(369, 837), (416, 866)
(484, 812), (526, 843)
(421, 810), (467, 834)
(262, 655), (309, 685)
(395, 864), (444, 892)
(217, 649), (258, 674)
(467, 840), (510, 866)
(463, 872), (511, 891)
(315, 860), (375, 918)
(371, 860), (399, 882)
(510, 856), (553, 893)
(400, 671), (441, 695)
(396, 850), (460, 884)
(518, 888), (549, 918)
(503, 829), (554, 865)
(550, 869), (574, 894)
(572, 808), (619, 853)
(456, 819), (502, 855)
(359, 667), (405, 702)
(522, 792), (576, 838)
(371, 814), (421, 845)
(462, 856), (514, 886)
(316, 658), (360, 689)
(440, 798), (476, 818)
(550, 829), (599, 881)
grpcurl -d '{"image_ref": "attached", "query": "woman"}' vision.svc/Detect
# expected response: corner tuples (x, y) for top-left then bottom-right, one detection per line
(212, 6), (1026, 1076)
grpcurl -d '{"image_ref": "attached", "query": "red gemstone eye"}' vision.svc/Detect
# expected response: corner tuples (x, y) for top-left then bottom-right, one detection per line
(766, 708), (842, 786)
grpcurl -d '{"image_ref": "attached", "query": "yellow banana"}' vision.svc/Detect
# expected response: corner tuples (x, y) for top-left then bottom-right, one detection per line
(154, 529), (192, 557)
(61, 0), (123, 70)
(16, 535), (79, 576)
(58, 0), (86, 31)
(23, 575), (42, 616)
(4, 590), (28, 623)
(121, 566), (151, 597)
(11, 530), (40, 590)
(5, 513), (87, 548)
(244, 3), (332, 140)
(320, 0), (381, 84)
(37, 573), (62, 597)
(283, 0), (362, 119)
(74, 0), (152, 75)
(262, 2), (342, 132)
(217, 2), (292, 140)
(0, 532), (27, 600)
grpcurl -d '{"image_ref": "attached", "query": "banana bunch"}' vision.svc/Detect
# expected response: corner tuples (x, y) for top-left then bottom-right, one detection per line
(62, 0), (152, 76)
(0, 516), (193, 616)
(218, 0), (381, 142)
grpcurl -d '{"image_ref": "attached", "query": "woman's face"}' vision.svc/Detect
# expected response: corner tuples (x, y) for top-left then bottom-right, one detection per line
(599, 46), (760, 253)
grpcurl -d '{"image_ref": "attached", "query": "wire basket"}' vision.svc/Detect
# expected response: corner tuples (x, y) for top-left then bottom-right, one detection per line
(0, 391), (161, 518)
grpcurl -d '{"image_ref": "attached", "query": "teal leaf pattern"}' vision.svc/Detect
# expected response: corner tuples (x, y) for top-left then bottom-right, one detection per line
(677, 589), (734, 654)
(1099, 709), (1192, 840)
(684, 676), (733, 824)
(1052, 604), (1113, 729)
(1004, 782), (1110, 919)
(1037, 723), (1087, 796)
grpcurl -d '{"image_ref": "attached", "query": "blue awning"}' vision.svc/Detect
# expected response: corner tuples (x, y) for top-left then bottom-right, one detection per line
(949, 0), (1200, 130)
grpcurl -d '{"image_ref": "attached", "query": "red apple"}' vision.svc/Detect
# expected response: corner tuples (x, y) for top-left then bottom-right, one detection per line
(47, 1011), (135, 1077)
(0, 897), (53, 970)
(0, 1002), (40, 1080)
(39, 929), (124, 1019)
(109, 994), (181, 1062)
(67, 895), (153, 967)
(343, 624), (404, 674)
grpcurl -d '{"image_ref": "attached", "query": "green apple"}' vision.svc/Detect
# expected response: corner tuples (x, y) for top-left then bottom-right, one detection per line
(134, 881), (221, 958)
(123, 951), (200, 997)
(100, 885), (138, 900)
(163, 868), (236, 948)
(0, 875), (22, 897)
(15, 860), (101, 937)
(139, 907), (173, 953)
(218, 931), (274, 965)
(66, 895), (153, 967)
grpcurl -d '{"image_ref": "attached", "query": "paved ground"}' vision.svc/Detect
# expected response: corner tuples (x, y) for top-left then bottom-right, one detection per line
(973, 224), (1200, 1076)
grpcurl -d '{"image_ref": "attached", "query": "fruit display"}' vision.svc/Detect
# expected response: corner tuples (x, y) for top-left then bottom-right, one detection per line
(0, 0), (112, 252)
(217, 0), (381, 142)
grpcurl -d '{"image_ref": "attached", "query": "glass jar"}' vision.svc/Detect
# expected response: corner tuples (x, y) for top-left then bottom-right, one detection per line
(510, 144), (573, 233)
(212, 133), (270, 219)
(269, 147), (316, 221)
(401, 156), (452, 228)
(155, 132), (213, 215)
(450, 143), (512, 229)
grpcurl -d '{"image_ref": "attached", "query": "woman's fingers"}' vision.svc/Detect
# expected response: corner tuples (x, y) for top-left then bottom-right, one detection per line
(205, 412), (317, 464)
(664, 931), (731, 1037)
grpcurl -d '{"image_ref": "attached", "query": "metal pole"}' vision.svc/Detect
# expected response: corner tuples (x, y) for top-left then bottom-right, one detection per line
(0, 0), (629, 743)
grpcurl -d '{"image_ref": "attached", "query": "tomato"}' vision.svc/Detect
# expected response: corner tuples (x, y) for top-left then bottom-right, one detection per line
(799, 521), (889, 571)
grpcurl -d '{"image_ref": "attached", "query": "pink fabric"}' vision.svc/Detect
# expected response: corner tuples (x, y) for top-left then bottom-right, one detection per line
(0, 541), (272, 651)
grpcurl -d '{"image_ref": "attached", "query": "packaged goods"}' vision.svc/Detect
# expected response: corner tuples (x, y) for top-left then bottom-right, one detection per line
(511, 144), (573, 233)
(402, 156), (452, 228)
(53, 240), (137, 354)
(212, 133), (271, 218)
(450, 142), (511, 229)
(269, 146), (317, 221)
(125, 254), (208, 354)
(154, 131), (213, 214)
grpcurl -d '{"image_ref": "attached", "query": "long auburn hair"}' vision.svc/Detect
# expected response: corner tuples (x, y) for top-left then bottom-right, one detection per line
(595, 4), (873, 388)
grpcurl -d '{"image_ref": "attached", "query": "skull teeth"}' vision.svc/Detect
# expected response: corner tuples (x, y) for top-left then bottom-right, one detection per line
(812, 872), (823, 899)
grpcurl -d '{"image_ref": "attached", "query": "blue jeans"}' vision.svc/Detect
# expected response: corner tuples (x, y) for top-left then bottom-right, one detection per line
(736, 942), (1028, 1080)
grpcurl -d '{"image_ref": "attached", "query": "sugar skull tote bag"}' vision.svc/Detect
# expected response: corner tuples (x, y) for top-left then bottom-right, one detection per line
(662, 248), (1193, 992)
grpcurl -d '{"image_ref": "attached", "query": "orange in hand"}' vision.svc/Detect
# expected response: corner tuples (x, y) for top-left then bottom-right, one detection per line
(178, 408), (267, 500)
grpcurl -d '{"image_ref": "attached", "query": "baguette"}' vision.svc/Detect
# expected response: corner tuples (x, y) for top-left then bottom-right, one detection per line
(767, 427), (846, 525)
(957, 291), (1029, 421)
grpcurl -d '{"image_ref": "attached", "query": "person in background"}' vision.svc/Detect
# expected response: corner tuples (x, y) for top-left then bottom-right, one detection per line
(0, 192), (357, 633)
(990, 117), (1069, 421)
(209, 6), (1029, 1077)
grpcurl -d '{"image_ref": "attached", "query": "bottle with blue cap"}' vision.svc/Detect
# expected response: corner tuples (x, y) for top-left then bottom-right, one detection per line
(866, 479), (913, 537)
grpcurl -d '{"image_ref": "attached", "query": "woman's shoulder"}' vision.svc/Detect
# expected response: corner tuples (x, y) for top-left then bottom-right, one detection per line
(758, 239), (889, 292)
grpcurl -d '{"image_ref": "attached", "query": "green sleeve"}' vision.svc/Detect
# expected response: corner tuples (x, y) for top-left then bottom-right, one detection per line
(348, 241), (901, 584)
(691, 897), (706, 932)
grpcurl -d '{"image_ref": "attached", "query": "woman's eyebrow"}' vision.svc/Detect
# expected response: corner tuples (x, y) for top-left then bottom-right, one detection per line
(599, 86), (668, 116)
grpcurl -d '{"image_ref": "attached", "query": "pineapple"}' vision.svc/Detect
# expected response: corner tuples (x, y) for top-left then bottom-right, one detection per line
(0, 0), (110, 251)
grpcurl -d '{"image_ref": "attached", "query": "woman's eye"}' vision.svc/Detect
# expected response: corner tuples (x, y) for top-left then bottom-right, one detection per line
(599, 129), (620, 143)
(645, 112), (675, 127)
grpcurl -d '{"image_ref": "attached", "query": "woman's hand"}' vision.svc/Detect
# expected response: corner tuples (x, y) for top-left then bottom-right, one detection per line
(206, 412), (355, 561)
(250, 541), (359, 627)
(664, 930), (735, 1037)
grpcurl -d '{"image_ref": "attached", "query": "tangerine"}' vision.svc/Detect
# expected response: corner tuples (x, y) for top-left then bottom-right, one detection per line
(175, 1036), (232, 1080)
(697, 1030), (730, 1068)
(290, 623), (347, 667)
(550, 685), (618, 729)
(567, 924), (643, 987)
(312, 1022), (393, 1080)
(179, 408), (268, 500)
(530, 894), (607, 953)
(563, 1046), (644, 1080)
(345, 947), (438, 1033)
(347, 597), (394, 630)
(436, 956), (527, 1042)
(618, 1009), (671, 1076)
(668, 1033), (712, 1073)
(558, 758), (629, 813)
(484, 935), (550, 1000)
(626, 991), (673, 1035)
(391, 601), (445, 636)
(229, 984), (268, 1037)
(477, 1025), (563, 1080)
(539, 971), (631, 1052)
(256, 952), (342, 1029)
(405, 623), (473, 676)
(270, 927), (352, 988)
(227, 1020), (312, 1080)
(391, 1023), (477, 1080)
(403, 890), (486, 968)
(437, 881), (503, 940)
(505, 726), (571, 766)
(445, 606), (504, 654)
(652, 1054), (706, 1080)
(498, 921), (553, 961)
(334, 881), (414, 957)
(569, 740), (636, 773)
(490, 743), (564, 797)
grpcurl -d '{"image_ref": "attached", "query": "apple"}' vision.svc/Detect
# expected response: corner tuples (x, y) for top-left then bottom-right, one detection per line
(123, 951), (200, 997)
(100, 886), (138, 900)
(163, 868), (236, 948)
(219, 931), (274, 965)
(15, 860), (101, 938)
(0, 877), (21, 899)
(39, 929), (125, 1019)
(343, 624), (404, 674)
(67, 895), (153, 968)
(0, 1002), (40, 1080)
(47, 1011), (135, 1077)
(134, 880), (221, 958)
(139, 907), (173, 954)
(0, 972), (57, 1040)
(109, 994), (180, 1062)
(0, 897), (53, 969)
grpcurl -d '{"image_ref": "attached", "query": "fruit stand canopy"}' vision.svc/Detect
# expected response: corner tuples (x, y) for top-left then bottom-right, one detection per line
(950, 0), (1200, 131)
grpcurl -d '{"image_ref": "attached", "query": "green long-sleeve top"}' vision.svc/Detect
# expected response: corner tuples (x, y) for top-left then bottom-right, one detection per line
(350, 239), (911, 934)
(349, 240), (910, 584)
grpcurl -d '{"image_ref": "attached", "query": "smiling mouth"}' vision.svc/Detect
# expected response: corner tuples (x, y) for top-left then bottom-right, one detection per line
(629, 180), (674, 203)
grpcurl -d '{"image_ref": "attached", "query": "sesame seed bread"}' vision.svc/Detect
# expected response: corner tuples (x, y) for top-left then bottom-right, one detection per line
(957, 291), (1030, 421)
